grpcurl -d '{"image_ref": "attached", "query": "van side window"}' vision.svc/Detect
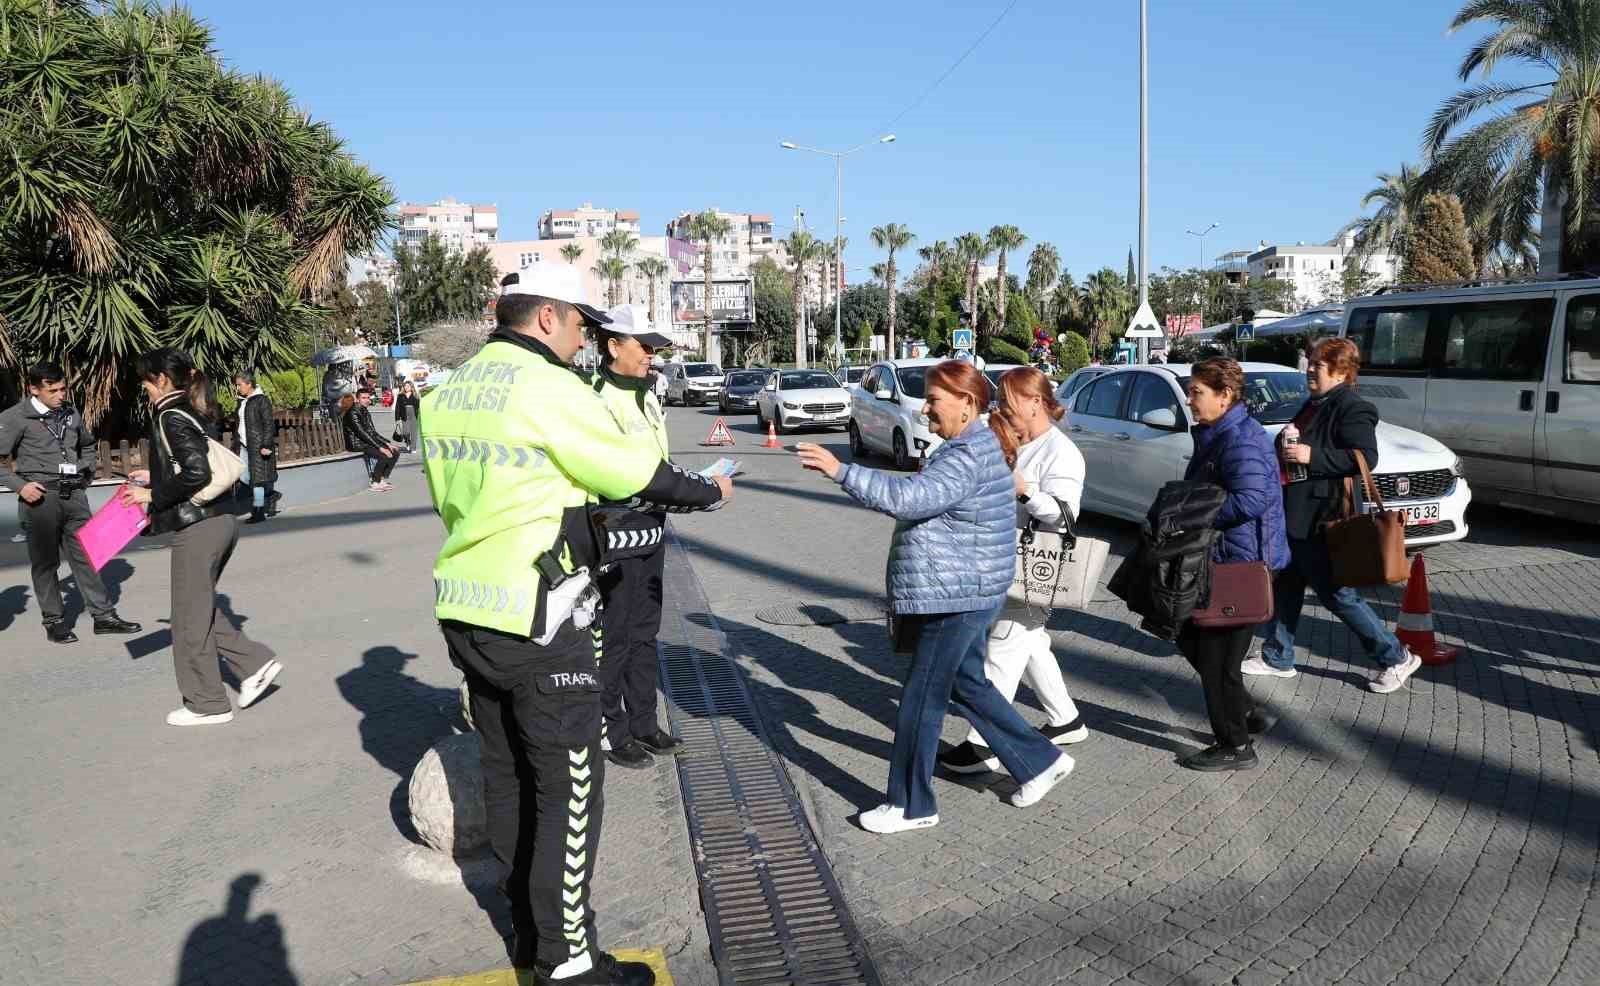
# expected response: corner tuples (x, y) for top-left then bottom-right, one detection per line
(1564, 295), (1600, 384)
(1438, 299), (1554, 381)
(1347, 307), (1429, 371)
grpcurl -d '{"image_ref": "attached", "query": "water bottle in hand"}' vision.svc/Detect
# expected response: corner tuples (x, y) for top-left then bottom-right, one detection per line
(1283, 424), (1309, 482)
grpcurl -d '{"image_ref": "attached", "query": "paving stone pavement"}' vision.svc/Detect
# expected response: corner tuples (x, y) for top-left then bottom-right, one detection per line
(662, 405), (1600, 986)
(0, 460), (712, 986)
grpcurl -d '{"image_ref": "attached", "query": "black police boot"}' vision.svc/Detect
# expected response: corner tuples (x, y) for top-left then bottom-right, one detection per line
(93, 612), (142, 635)
(246, 507), (267, 525)
(45, 621), (78, 644)
(634, 730), (684, 756)
(533, 951), (655, 986)
(605, 740), (653, 769)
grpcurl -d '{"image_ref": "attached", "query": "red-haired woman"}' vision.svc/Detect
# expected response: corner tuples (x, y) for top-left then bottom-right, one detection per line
(797, 360), (1073, 834)
(940, 367), (1090, 775)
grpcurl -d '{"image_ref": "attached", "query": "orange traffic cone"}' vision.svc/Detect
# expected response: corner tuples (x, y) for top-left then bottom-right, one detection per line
(1395, 553), (1460, 666)
(762, 421), (782, 449)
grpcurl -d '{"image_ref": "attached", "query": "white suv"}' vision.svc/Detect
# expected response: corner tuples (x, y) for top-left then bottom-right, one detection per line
(848, 359), (944, 469)
(664, 362), (724, 406)
(1062, 362), (1471, 547)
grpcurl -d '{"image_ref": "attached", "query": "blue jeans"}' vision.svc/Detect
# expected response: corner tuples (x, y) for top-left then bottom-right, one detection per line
(1260, 536), (1405, 670)
(887, 605), (1062, 820)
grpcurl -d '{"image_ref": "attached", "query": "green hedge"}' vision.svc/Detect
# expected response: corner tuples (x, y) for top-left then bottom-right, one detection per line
(983, 339), (1030, 364)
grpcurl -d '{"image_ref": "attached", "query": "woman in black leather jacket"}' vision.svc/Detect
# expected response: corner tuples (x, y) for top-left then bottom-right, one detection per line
(121, 348), (283, 727)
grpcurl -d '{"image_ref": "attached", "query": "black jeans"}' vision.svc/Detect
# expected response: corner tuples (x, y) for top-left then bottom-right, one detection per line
(598, 546), (666, 746)
(23, 485), (112, 624)
(442, 618), (605, 973)
(1177, 621), (1255, 749)
(365, 451), (396, 483)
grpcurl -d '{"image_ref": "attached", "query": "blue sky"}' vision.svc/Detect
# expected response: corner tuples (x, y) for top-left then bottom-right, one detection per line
(202, 0), (1520, 284)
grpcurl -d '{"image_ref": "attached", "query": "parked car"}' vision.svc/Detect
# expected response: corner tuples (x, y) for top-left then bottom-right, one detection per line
(1341, 277), (1600, 523)
(981, 364), (1025, 410)
(756, 369), (852, 434)
(1062, 362), (1472, 547)
(1055, 366), (1112, 406)
(849, 358), (944, 470)
(663, 362), (725, 406)
(720, 369), (772, 414)
(837, 365), (869, 390)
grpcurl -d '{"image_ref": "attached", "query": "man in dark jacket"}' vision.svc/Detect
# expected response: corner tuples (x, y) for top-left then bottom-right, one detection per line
(0, 362), (141, 643)
(232, 371), (279, 524)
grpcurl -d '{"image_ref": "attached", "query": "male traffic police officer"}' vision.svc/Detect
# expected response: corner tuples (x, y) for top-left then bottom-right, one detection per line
(589, 304), (682, 770)
(0, 361), (142, 643)
(421, 265), (728, 986)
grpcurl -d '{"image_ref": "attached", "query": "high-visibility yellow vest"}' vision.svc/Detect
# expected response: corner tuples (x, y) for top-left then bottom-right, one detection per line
(591, 369), (670, 461)
(420, 336), (660, 636)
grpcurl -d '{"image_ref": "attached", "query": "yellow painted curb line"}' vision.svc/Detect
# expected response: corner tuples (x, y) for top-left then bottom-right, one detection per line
(400, 947), (673, 986)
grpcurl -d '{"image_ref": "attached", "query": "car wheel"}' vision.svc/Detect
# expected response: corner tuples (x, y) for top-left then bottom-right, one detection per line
(756, 406), (766, 429)
(848, 421), (865, 458)
(892, 430), (912, 471)
(774, 412), (788, 435)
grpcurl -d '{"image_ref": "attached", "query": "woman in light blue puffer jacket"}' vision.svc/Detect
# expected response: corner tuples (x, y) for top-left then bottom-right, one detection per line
(797, 360), (1073, 834)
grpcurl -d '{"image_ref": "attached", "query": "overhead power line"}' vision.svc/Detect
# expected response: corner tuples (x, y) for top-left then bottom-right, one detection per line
(877, 0), (1023, 134)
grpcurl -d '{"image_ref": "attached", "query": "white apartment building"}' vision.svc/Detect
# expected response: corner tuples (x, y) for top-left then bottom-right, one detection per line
(488, 235), (689, 347)
(538, 204), (642, 240)
(664, 209), (781, 277)
(396, 198), (499, 252)
(1247, 232), (1400, 307)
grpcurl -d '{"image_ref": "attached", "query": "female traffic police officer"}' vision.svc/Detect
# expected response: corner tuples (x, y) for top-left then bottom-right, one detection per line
(591, 304), (687, 769)
(423, 269), (728, 986)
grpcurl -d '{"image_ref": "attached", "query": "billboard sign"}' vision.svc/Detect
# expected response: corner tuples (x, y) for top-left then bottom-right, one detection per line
(671, 279), (753, 325)
(1164, 313), (1203, 337)
(667, 238), (698, 277)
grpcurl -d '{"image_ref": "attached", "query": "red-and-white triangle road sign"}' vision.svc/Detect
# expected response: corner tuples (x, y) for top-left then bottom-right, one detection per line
(700, 417), (736, 446)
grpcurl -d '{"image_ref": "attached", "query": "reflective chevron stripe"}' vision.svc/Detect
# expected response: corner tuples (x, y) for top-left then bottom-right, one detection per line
(562, 744), (594, 962)
(605, 526), (663, 551)
(433, 577), (530, 615)
(421, 437), (548, 470)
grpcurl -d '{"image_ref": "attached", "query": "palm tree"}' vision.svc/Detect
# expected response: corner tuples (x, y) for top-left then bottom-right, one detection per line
(870, 223), (916, 359)
(687, 210), (733, 358)
(918, 240), (953, 332)
(1342, 164), (1423, 263)
(953, 233), (993, 343)
(560, 243), (584, 264)
(592, 257), (629, 307)
(1026, 242), (1061, 320)
(1084, 268), (1131, 356)
(1424, 0), (1600, 273)
(0, 1), (393, 423)
(784, 231), (826, 367)
(633, 256), (669, 327)
(1052, 270), (1084, 329)
(599, 229), (638, 260)
(987, 225), (1027, 330)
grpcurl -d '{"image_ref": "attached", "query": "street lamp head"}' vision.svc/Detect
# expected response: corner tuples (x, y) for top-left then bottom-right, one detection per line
(780, 141), (798, 149)
(879, 134), (897, 143)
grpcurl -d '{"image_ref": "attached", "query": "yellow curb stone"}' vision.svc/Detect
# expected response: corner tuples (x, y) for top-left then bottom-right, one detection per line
(399, 947), (672, 985)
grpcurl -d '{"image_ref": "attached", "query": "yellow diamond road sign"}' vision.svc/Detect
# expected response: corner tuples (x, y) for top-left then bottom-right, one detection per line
(1124, 300), (1164, 339)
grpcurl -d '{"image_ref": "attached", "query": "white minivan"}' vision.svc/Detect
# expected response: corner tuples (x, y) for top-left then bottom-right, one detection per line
(1341, 278), (1600, 523)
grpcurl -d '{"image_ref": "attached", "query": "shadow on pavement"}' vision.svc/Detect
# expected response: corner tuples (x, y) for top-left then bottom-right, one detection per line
(175, 873), (298, 986)
(0, 584), (27, 632)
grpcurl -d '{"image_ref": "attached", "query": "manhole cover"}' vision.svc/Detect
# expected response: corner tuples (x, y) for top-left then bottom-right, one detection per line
(755, 600), (885, 627)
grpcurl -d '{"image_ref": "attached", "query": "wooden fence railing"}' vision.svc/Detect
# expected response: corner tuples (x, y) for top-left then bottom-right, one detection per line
(3, 412), (351, 483)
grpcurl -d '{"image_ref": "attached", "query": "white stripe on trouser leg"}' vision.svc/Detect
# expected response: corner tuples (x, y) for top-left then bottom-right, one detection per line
(551, 744), (594, 976)
(1397, 611), (1433, 633)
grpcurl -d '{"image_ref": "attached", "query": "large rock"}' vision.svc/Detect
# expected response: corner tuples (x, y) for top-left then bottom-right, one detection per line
(408, 732), (487, 856)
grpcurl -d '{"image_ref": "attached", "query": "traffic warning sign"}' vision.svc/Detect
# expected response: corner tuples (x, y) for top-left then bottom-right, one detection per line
(700, 417), (736, 446)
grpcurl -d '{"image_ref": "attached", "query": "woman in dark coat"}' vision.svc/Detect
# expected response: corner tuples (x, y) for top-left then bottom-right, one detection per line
(1246, 337), (1420, 693)
(232, 371), (278, 524)
(392, 380), (422, 452)
(1177, 358), (1290, 772)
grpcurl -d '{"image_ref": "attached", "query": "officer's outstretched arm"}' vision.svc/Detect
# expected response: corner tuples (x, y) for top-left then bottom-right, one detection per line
(627, 459), (724, 512)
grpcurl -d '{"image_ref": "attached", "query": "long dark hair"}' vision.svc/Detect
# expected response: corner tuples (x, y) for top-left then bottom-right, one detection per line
(135, 347), (215, 420)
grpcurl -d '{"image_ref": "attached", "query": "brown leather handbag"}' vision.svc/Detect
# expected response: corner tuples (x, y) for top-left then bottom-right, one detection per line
(1190, 561), (1274, 628)
(1323, 449), (1408, 587)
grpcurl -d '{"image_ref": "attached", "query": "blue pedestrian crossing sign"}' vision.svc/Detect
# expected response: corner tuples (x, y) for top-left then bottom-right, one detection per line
(1236, 323), (1256, 342)
(952, 328), (974, 350)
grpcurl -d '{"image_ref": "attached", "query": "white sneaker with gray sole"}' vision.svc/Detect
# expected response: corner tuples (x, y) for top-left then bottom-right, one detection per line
(1010, 752), (1075, 808)
(238, 660), (283, 709)
(1241, 656), (1298, 678)
(858, 804), (939, 834)
(1369, 651), (1423, 694)
(167, 707), (234, 726)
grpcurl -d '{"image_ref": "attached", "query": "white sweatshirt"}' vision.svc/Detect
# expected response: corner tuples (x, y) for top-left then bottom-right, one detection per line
(1015, 427), (1085, 528)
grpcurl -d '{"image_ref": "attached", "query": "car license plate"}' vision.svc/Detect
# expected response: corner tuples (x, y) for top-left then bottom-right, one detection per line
(1398, 502), (1440, 524)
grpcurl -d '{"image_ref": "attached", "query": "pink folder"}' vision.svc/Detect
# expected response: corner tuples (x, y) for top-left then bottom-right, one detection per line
(76, 485), (149, 571)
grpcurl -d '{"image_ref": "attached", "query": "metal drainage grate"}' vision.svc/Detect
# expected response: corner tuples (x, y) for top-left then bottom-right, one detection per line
(754, 599), (885, 628)
(658, 535), (881, 986)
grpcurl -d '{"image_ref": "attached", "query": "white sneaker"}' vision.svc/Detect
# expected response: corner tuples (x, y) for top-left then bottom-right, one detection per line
(9, 532), (25, 543)
(1369, 651), (1423, 694)
(1241, 656), (1297, 678)
(167, 707), (234, 726)
(858, 804), (938, 834)
(238, 660), (283, 709)
(1010, 752), (1075, 808)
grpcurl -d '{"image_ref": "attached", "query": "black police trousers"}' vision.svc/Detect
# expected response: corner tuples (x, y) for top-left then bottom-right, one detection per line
(597, 546), (667, 748)
(442, 617), (605, 973)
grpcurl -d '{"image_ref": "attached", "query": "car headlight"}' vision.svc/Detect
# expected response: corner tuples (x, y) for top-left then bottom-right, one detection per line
(1450, 455), (1463, 477)
(916, 413), (930, 427)
(782, 402), (799, 410)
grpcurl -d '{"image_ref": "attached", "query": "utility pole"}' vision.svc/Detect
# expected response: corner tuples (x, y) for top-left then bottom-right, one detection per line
(1137, 0), (1149, 365)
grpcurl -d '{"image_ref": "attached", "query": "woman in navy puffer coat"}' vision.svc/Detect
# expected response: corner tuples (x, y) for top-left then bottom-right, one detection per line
(1176, 358), (1290, 773)
(798, 361), (1072, 834)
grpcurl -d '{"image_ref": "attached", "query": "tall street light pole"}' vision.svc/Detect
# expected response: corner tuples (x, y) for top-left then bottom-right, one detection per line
(1186, 222), (1219, 334)
(1137, 0), (1149, 365)
(781, 133), (896, 367)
